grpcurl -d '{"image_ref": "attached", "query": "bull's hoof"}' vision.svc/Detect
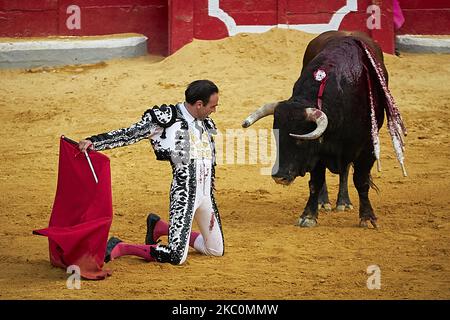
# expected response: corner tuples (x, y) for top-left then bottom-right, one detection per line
(298, 216), (317, 228)
(336, 204), (354, 212)
(318, 202), (332, 211)
(359, 218), (378, 229)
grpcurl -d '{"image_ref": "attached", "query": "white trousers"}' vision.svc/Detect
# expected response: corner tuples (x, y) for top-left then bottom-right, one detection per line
(152, 159), (224, 265)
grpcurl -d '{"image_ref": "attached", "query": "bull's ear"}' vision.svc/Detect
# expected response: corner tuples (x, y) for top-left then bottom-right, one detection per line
(242, 102), (279, 128)
(290, 106), (310, 122)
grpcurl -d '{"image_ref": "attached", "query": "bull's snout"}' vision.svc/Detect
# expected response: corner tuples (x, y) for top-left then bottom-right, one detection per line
(272, 173), (295, 186)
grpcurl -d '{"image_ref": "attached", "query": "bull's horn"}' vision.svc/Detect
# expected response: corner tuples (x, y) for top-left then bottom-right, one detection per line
(242, 102), (278, 128)
(289, 108), (328, 140)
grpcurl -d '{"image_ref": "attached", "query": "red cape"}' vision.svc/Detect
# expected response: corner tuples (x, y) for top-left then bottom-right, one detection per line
(33, 136), (113, 280)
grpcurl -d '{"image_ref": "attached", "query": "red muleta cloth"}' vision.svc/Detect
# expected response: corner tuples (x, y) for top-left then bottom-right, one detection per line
(33, 136), (113, 280)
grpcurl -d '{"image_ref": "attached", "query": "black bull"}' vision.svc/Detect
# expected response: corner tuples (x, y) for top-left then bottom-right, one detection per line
(242, 31), (406, 228)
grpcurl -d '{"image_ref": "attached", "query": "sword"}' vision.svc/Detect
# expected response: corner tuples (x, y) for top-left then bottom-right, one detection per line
(84, 151), (98, 184)
(62, 135), (99, 184)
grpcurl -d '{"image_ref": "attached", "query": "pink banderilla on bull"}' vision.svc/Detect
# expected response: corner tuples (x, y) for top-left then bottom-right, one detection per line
(360, 40), (408, 177)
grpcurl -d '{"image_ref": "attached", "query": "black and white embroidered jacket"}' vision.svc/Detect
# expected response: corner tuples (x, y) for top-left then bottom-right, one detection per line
(87, 103), (217, 166)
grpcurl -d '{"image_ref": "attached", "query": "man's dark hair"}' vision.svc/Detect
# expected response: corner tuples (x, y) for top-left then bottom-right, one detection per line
(185, 80), (219, 106)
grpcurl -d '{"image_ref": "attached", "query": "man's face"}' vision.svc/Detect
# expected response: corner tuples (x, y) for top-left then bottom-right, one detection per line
(196, 93), (219, 120)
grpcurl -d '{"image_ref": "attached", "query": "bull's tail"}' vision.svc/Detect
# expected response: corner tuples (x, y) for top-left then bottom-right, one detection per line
(357, 40), (408, 177)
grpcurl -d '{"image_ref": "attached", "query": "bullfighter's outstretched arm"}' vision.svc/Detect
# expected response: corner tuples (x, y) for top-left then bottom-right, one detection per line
(84, 109), (160, 151)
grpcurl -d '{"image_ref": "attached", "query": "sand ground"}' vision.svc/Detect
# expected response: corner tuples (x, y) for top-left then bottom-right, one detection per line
(0, 29), (449, 299)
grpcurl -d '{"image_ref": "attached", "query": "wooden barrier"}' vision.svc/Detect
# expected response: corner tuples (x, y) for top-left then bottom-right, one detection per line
(2, 0), (447, 56)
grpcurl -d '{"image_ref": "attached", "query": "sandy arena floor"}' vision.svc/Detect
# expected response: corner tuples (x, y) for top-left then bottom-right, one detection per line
(0, 29), (449, 299)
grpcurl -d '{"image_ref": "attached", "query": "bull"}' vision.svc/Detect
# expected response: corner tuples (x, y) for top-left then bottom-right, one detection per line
(242, 31), (406, 228)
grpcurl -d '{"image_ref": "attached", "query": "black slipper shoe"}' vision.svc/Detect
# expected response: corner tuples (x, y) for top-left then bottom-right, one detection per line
(145, 213), (161, 245)
(104, 236), (123, 263)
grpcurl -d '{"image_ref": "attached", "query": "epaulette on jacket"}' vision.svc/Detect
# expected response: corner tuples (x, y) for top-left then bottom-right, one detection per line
(147, 104), (178, 138)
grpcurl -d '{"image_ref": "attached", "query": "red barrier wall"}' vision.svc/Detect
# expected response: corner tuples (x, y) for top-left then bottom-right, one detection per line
(1, 0), (448, 56)
(398, 0), (450, 35)
(170, 0), (395, 54)
(0, 0), (59, 36)
(0, 0), (168, 55)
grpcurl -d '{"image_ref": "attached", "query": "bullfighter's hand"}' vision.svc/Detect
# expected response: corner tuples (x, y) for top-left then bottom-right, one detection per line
(78, 139), (93, 152)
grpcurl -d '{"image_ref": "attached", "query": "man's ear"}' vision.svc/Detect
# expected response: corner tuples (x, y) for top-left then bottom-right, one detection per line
(195, 100), (204, 109)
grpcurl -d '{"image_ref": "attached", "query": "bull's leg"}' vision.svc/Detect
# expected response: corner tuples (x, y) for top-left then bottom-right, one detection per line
(336, 164), (354, 211)
(318, 180), (332, 211)
(353, 154), (377, 228)
(298, 164), (326, 227)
